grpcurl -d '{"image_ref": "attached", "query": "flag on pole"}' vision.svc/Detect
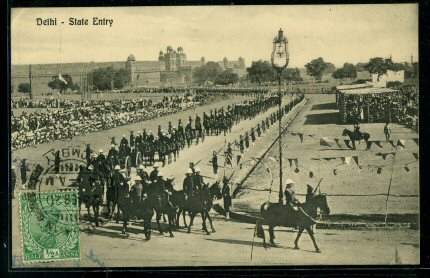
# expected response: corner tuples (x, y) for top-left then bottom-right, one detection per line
(353, 156), (359, 167)
(412, 138), (419, 146)
(344, 157), (351, 165)
(412, 153), (419, 160)
(58, 74), (67, 84)
(397, 139), (406, 148)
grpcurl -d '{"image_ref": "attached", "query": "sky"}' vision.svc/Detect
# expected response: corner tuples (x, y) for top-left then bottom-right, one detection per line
(10, 5), (419, 68)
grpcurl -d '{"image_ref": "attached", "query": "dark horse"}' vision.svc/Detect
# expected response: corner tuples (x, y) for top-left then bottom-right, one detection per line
(184, 181), (222, 234)
(342, 128), (371, 150)
(259, 194), (330, 253)
(79, 172), (104, 227)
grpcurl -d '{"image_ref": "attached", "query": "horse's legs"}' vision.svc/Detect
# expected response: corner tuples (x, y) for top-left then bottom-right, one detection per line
(92, 204), (99, 227)
(268, 225), (276, 246)
(182, 209), (188, 228)
(201, 212), (210, 235)
(352, 140), (356, 150)
(187, 213), (195, 233)
(156, 212), (164, 235)
(294, 228), (304, 249)
(206, 212), (216, 233)
(305, 226), (321, 253)
(86, 206), (91, 223)
(163, 213), (167, 223)
(167, 213), (174, 237)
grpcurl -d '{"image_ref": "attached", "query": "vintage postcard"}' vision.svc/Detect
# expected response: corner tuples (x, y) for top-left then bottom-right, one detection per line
(10, 5), (419, 267)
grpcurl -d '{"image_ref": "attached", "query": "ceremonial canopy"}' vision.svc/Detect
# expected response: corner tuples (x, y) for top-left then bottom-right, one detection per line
(335, 84), (402, 124)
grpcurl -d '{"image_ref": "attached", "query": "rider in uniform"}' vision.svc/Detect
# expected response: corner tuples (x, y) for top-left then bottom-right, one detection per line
(129, 131), (135, 148)
(149, 163), (159, 182)
(284, 179), (300, 211)
(193, 167), (204, 192)
(120, 134), (128, 149)
(137, 164), (149, 182)
(306, 184), (314, 203)
(183, 168), (194, 199)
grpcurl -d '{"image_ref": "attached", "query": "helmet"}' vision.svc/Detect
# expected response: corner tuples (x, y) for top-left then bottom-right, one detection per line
(111, 144), (115, 148)
(157, 171), (164, 177)
(195, 167), (201, 173)
(99, 149), (103, 153)
(186, 168), (193, 174)
(138, 131), (141, 134)
(123, 134), (126, 137)
(114, 165), (121, 170)
(135, 176), (142, 181)
(285, 178), (294, 185)
(138, 164), (145, 170)
(88, 165), (94, 170)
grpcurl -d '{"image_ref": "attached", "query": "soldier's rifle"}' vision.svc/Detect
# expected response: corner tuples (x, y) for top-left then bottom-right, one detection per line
(313, 178), (323, 195)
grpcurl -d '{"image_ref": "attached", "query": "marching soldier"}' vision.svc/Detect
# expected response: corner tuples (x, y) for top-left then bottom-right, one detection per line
(168, 121), (173, 134)
(148, 130), (155, 143)
(211, 151), (218, 175)
(108, 144), (118, 164)
(250, 127), (256, 143)
(222, 176), (232, 220)
(54, 150), (61, 175)
(225, 142), (233, 167)
(20, 159), (29, 185)
(85, 144), (92, 165)
(129, 131), (135, 148)
(11, 165), (16, 199)
(244, 131), (250, 149)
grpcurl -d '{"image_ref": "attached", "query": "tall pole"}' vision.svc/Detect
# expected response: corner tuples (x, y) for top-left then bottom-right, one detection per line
(29, 64), (33, 100)
(278, 72), (283, 204)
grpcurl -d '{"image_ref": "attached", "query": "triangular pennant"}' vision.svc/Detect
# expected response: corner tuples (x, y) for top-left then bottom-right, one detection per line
(345, 157), (351, 165)
(340, 157), (346, 164)
(412, 153), (419, 160)
(288, 158), (293, 167)
(388, 140), (396, 147)
(353, 156), (359, 166)
(334, 138), (342, 149)
(320, 137), (333, 147)
(298, 133), (304, 143)
(397, 139), (406, 148)
(344, 140), (351, 148)
(366, 141), (373, 150)
(373, 141), (383, 148)
(413, 138), (419, 146)
(293, 158), (298, 166)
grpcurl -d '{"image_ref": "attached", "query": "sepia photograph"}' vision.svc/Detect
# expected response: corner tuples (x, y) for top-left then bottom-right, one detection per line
(9, 4), (419, 267)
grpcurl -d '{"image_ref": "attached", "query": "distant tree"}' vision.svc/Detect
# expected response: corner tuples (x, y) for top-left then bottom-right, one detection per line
(332, 63), (357, 80)
(363, 57), (389, 79)
(91, 67), (116, 90)
(305, 57), (328, 81)
(355, 62), (367, 72)
(193, 62), (223, 85)
(388, 62), (405, 72)
(246, 60), (276, 85)
(71, 83), (80, 91)
(114, 68), (131, 89)
(48, 74), (74, 94)
(323, 62), (336, 74)
(215, 69), (238, 85)
(283, 67), (302, 82)
(18, 83), (31, 94)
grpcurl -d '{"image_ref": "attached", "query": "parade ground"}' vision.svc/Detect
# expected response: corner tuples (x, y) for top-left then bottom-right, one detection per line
(11, 93), (420, 267)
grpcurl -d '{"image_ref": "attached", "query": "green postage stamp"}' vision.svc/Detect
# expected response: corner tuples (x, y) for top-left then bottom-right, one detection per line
(19, 191), (80, 263)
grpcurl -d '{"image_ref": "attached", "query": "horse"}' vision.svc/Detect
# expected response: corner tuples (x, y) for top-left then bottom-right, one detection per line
(184, 181), (222, 234)
(79, 172), (104, 227)
(342, 128), (371, 150)
(259, 194), (330, 253)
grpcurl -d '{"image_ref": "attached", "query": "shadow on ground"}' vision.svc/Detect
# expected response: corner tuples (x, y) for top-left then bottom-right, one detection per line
(304, 112), (339, 125)
(311, 102), (337, 111)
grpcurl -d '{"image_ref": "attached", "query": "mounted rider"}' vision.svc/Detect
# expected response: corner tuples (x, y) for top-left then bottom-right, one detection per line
(149, 163), (160, 182)
(284, 179), (300, 211)
(192, 167), (204, 192)
(183, 168), (194, 199)
(120, 134), (128, 149)
(137, 164), (149, 182)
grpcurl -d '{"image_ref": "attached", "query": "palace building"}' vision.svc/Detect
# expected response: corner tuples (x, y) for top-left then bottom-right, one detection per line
(11, 46), (246, 96)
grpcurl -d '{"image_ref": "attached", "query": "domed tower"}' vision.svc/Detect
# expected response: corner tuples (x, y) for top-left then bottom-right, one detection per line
(158, 50), (164, 62)
(126, 54), (136, 84)
(165, 46), (177, 71)
(238, 56), (245, 68)
(223, 57), (228, 69)
(176, 46), (186, 67)
(201, 56), (206, 66)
